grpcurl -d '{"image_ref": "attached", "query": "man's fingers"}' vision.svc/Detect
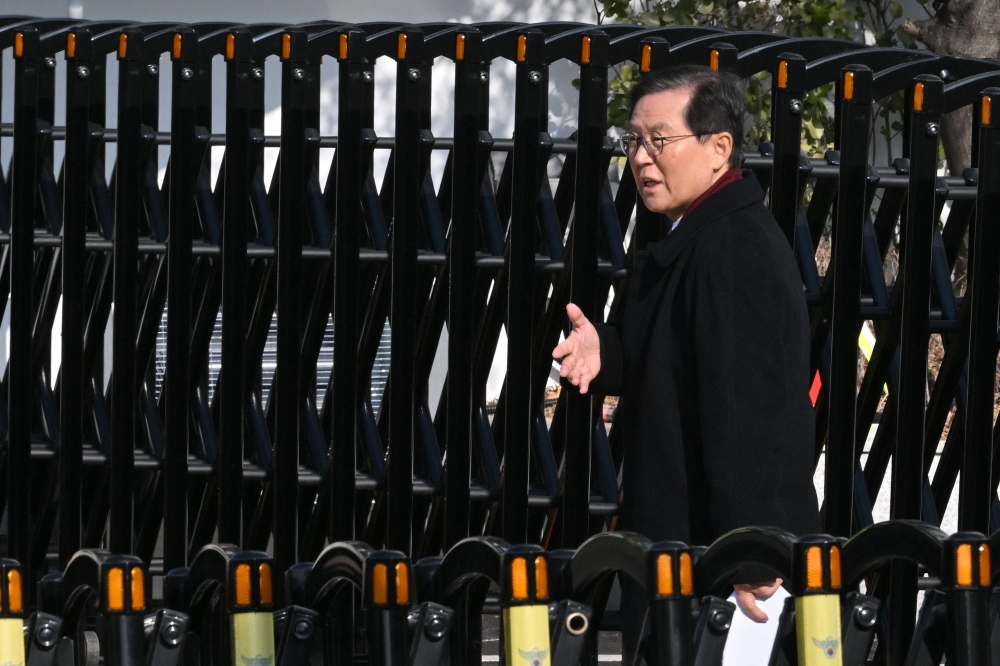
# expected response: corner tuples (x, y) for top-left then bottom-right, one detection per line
(566, 302), (590, 329)
(735, 589), (768, 622)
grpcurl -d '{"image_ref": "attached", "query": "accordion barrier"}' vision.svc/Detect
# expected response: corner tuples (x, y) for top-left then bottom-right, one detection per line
(0, 15), (1000, 665)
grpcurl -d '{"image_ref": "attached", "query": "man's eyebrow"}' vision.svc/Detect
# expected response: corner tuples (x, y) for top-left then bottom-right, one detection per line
(626, 121), (671, 133)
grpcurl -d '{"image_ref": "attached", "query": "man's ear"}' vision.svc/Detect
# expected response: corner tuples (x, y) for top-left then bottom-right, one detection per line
(712, 132), (733, 169)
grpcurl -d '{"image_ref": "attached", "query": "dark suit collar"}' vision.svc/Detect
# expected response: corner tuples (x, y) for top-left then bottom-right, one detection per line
(648, 170), (765, 269)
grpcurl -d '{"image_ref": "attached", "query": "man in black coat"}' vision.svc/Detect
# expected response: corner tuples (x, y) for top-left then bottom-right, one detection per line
(552, 65), (820, 659)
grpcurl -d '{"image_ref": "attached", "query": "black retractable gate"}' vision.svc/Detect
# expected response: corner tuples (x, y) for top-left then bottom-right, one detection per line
(3, 14), (1000, 666)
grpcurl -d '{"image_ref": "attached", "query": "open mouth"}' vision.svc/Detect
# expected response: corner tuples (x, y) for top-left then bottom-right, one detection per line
(641, 178), (660, 191)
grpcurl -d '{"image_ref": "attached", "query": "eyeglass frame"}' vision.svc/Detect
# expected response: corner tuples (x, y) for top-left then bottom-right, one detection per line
(619, 131), (699, 158)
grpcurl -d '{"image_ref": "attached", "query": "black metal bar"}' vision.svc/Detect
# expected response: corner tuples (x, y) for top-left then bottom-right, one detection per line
(8, 26), (39, 581)
(59, 27), (91, 568)
(274, 28), (311, 596)
(219, 28), (258, 547)
(562, 30), (607, 549)
(890, 74), (942, 665)
(502, 29), (545, 545)
(386, 27), (425, 554)
(823, 65), (871, 538)
(444, 29), (485, 549)
(110, 27), (146, 555)
(328, 27), (369, 544)
(961, 88), (1000, 532)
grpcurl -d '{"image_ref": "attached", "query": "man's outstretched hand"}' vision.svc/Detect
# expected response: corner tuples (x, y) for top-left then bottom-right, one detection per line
(734, 579), (784, 622)
(551, 303), (601, 394)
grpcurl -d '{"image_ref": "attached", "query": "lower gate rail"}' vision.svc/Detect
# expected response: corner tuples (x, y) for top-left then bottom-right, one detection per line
(0, 520), (996, 665)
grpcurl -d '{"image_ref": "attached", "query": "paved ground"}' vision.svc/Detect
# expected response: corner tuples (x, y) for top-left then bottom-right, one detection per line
(480, 613), (624, 664)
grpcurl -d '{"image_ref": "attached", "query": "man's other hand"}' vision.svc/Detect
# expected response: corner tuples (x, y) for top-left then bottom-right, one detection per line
(551, 303), (601, 394)
(733, 579), (783, 622)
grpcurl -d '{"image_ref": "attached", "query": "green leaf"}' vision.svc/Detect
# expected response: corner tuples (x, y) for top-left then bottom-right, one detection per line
(696, 1), (714, 13)
(889, 1), (903, 17)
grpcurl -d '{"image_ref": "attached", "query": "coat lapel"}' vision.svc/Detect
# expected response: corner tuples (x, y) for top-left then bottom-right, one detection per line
(648, 170), (765, 270)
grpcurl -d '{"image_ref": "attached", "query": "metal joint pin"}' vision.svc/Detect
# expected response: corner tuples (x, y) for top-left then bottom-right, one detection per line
(940, 69), (950, 80)
(926, 122), (940, 137)
(788, 99), (803, 114)
(362, 70), (374, 83)
(854, 605), (877, 629)
(292, 68), (305, 81)
(708, 609), (731, 633)
(76, 65), (90, 79)
(480, 71), (489, 83)
(252, 68), (264, 81)
(528, 71), (542, 85)
(160, 621), (183, 647)
(35, 623), (57, 648)
(423, 614), (447, 641)
(180, 67), (193, 81)
(407, 67), (420, 81)
(293, 619), (313, 640)
(44, 57), (56, 69)
(147, 64), (158, 76)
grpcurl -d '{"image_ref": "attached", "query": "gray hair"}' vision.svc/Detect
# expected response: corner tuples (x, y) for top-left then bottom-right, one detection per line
(627, 65), (745, 169)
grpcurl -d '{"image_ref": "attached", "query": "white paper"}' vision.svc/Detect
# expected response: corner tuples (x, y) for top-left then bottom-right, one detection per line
(721, 585), (790, 666)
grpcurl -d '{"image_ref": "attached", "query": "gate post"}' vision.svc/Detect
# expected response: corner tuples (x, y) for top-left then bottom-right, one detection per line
(824, 65), (871, 538)
(562, 30), (609, 549)
(330, 27), (370, 543)
(8, 26), (39, 582)
(890, 74), (942, 665)
(503, 29), (546, 545)
(219, 28), (259, 548)
(446, 28), (487, 548)
(961, 88), (1000, 532)
(386, 27), (427, 555)
(60, 27), (93, 569)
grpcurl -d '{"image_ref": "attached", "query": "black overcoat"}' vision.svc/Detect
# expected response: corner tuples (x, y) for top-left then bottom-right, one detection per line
(591, 171), (821, 554)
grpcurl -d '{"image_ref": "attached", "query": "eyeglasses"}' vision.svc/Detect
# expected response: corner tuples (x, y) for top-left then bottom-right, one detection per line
(619, 132), (697, 157)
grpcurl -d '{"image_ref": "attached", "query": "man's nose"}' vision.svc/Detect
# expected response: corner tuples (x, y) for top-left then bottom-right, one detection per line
(631, 142), (654, 165)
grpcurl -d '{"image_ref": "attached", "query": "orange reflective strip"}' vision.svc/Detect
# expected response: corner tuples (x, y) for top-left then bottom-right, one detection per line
(581, 36), (591, 65)
(372, 563), (388, 605)
(226, 33), (235, 60)
(131, 567), (145, 611)
(119, 33), (128, 59)
(395, 562), (409, 605)
(259, 563), (273, 606)
(173, 33), (182, 59)
(956, 544), (973, 586)
(640, 44), (651, 73)
(455, 33), (466, 61)
(829, 546), (841, 589)
(67, 33), (77, 59)
(679, 552), (693, 595)
(980, 544), (991, 587)
(282, 33), (291, 60)
(517, 35), (526, 62)
(983, 96), (992, 126)
(14, 33), (23, 58)
(107, 568), (125, 611)
(534, 557), (548, 600)
(709, 49), (719, 71)
(339, 33), (348, 60)
(657, 554), (674, 596)
(777, 60), (787, 89)
(511, 557), (528, 600)
(913, 82), (924, 112)
(843, 71), (855, 100)
(806, 546), (823, 589)
(397, 33), (407, 60)
(235, 563), (251, 607)
(6, 570), (21, 613)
